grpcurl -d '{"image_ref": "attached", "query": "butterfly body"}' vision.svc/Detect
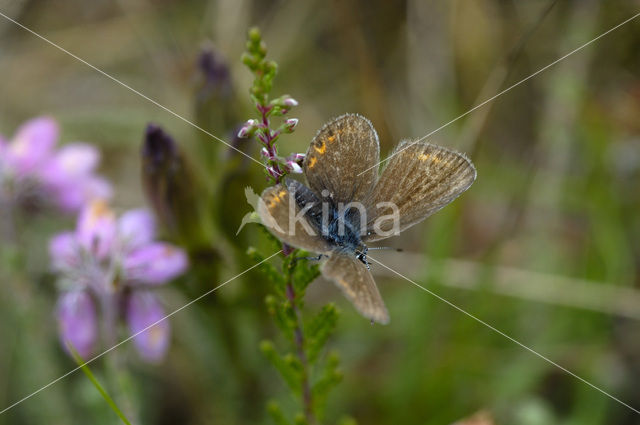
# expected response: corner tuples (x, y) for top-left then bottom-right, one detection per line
(289, 179), (368, 262)
(258, 114), (476, 324)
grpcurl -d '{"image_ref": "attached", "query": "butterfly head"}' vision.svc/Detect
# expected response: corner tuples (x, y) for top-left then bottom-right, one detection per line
(355, 244), (369, 267)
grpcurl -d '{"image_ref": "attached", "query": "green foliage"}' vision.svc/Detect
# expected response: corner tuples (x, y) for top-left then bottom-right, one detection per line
(249, 235), (342, 424)
(248, 247), (286, 290)
(68, 345), (132, 425)
(312, 351), (343, 421)
(242, 27), (277, 107)
(290, 256), (321, 295)
(261, 341), (302, 394)
(306, 305), (338, 364)
(251, 242), (344, 424)
(267, 401), (293, 425)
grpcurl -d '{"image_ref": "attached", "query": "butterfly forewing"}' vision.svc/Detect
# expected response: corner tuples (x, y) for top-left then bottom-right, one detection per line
(365, 141), (476, 242)
(303, 114), (380, 204)
(322, 253), (389, 324)
(258, 182), (333, 254)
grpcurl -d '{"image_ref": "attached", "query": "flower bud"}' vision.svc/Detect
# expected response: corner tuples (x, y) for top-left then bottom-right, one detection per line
(282, 96), (298, 107)
(282, 118), (298, 133)
(290, 153), (305, 162)
(141, 124), (206, 248)
(269, 95), (299, 110)
(286, 161), (303, 174)
(237, 119), (258, 138)
(197, 49), (232, 101)
(266, 166), (280, 180)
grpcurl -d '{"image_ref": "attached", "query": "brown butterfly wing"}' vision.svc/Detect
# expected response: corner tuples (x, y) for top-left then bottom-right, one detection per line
(258, 183), (332, 254)
(303, 114), (379, 204)
(322, 253), (389, 324)
(365, 141), (476, 242)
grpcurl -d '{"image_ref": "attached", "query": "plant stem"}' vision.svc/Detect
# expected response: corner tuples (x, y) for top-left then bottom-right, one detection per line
(285, 277), (315, 424)
(101, 293), (139, 425)
(257, 104), (285, 184)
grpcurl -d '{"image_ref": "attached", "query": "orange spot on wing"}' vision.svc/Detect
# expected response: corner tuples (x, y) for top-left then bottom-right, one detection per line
(308, 156), (317, 168)
(268, 190), (287, 208)
(418, 152), (440, 164)
(314, 141), (326, 154)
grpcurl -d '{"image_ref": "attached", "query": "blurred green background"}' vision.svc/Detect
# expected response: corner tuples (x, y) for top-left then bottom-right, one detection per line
(1, 0), (640, 424)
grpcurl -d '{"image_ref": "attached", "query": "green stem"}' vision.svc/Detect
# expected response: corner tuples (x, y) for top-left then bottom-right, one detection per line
(69, 346), (133, 425)
(101, 293), (139, 425)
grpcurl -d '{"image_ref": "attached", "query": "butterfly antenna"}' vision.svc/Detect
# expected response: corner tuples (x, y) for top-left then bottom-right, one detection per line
(367, 247), (403, 252)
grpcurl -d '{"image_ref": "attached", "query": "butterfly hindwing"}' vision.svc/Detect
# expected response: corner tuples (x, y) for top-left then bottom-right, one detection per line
(303, 114), (379, 205)
(322, 253), (389, 324)
(365, 140), (476, 242)
(258, 182), (332, 254)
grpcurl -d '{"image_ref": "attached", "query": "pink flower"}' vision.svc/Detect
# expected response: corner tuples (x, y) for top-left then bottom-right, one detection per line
(50, 200), (188, 362)
(0, 116), (111, 213)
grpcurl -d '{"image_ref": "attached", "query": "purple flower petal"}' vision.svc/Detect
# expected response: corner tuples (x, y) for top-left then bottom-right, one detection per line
(53, 143), (100, 175)
(39, 143), (100, 185)
(7, 117), (58, 175)
(76, 200), (116, 259)
(57, 290), (98, 359)
(49, 232), (80, 270)
(80, 176), (113, 206)
(118, 209), (155, 250)
(123, 242), (188, 285)
(51, 176), (113, 213)
(126, 291), (170, 363)
(38, 143), (112, 212)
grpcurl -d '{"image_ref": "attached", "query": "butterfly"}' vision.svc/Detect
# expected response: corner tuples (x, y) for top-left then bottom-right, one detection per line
(258, 114), (476, 324)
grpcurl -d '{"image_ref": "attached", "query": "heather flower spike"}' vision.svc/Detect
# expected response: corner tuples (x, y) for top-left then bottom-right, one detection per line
(241, 28), (344, 424)
(50, 200), (188, 361)
(241, 28), (303, 184)
(0, 116), (111, 213)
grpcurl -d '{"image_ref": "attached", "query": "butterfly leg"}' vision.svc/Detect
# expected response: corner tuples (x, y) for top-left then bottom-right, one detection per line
(291, 253), (328, 265)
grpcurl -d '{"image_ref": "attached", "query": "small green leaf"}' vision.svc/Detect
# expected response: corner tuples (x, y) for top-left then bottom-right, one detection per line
(312, 351), (343, 419)
(260, 340), (301, 394)
(266, 295), (294, 338)
(337, 416), (358, 425)
(267, 400), (292, 425)
(293, 413), (309, 425)
(257, 224), (286, 253)
(248, 247), (286, 291)
(306, 304), (339, 363)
